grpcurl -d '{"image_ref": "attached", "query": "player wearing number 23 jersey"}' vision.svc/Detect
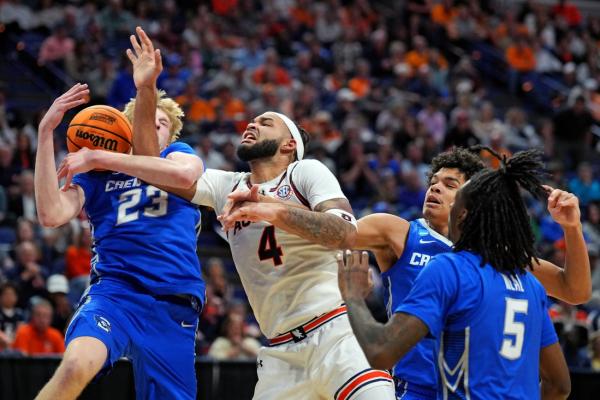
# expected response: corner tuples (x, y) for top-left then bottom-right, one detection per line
(66, 141), (205, 399)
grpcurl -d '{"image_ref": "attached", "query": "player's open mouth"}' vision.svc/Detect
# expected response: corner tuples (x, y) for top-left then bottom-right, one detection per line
(425, 195), (441, 206)
(241, 131), (257, 144)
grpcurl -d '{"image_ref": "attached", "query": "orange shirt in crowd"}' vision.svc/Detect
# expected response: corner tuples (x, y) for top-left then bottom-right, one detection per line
(12, 324), (65, 355)
(64, 245), (91, 279)
(505, 45), (536, 72)
(348, 77), (370, 98)
(175, 95), (216, 123)
(431, 4), (456, 26)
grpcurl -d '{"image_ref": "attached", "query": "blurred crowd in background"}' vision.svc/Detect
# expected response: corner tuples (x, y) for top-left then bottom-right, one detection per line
(1, 0), (600, 370)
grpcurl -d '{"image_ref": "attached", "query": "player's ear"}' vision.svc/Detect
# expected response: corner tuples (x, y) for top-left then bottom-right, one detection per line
(281, 138), (297, 155)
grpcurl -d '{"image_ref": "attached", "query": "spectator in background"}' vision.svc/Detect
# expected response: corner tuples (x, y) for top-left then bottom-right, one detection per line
(12, 299), (64, 355)
(208, 312), (260, 361)
(64, 222), (90, 305)
(11, 132), (34, 173)
(552, 0), (582, 28)
(175, 81), (216, 126)
(86, 55), (116, 103)
(95, 0), (134, 41)
(205, 258), (232, 304)
(472, 101), (506, 145)
(8, 241), (47, 308)
(107, 57), (135, 110)
(480, 130), (512, 170)
(504, 107), (542, 151)
(0, 282), (25, 351)
(505, 35), (536, 94)
(553, 96), (594, 170)
(443, 111), (480, 150)
(417, 97), (446, 144)
(568, 163), (600, 207)
(157, 54), (190, 98)
(7, 170), (37, 225)
(195, 136), (226, 170)
(46, 274), (72, 333)
(37, 24), (75, 72)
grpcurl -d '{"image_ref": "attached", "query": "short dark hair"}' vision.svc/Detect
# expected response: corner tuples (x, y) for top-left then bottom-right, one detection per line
(454, 148), (547, 275)
(427, 147), (486, 185)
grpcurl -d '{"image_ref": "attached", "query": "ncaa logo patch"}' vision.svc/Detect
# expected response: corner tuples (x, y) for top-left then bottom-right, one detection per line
(276, 185), (292, 200)
(94, 315), (111, 333)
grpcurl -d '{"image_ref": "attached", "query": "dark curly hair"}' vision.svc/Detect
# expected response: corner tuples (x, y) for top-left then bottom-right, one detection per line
(453, 147), (548, 275)
(427, 147), (486, 185)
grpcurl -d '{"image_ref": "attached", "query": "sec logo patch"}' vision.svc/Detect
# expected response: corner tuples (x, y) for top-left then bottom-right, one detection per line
(276, 185), (292, 200)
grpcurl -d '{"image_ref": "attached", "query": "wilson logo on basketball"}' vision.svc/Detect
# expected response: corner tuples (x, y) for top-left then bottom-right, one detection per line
(89, 113), (116, 125)
(75, 129), (118, 151)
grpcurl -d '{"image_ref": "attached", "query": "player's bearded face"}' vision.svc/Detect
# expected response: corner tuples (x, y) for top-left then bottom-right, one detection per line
(237, 139), (280, 162)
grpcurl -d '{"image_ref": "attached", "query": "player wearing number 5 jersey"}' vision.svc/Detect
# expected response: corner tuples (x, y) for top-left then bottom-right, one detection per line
(34, 28), (205, 400)
(186, 111), (395, 399)
(339, 150), (571, 399)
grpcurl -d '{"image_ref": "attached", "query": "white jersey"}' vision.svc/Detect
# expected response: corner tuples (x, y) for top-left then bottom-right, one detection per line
(192, 159), (350, 338)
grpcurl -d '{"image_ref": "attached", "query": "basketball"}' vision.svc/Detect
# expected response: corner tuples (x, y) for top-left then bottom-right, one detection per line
(66, 105), (133, 154)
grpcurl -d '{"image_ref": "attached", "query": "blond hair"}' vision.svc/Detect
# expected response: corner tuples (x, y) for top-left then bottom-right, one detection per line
(123, 89), (184, 143)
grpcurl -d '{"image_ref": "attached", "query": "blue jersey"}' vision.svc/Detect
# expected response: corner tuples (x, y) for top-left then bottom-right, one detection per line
(382, 218), (452, 391)
(398, 251), (558, 400)
(72, 142), (205, 301)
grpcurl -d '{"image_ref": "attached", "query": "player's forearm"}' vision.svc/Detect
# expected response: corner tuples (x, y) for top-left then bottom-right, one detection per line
(270, 204), (357, 248)
(34, 130), (70, 226)
(257, 194), (308, 210)
(345, 299), (405, 370)
(133, 86), (159, 156)
(561, 223), (591, 303)
(92, 151), (198, 188)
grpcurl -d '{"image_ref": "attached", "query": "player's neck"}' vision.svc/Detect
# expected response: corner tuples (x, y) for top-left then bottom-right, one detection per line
(425, 218), (449, 238)
(249, 159), (289, 184)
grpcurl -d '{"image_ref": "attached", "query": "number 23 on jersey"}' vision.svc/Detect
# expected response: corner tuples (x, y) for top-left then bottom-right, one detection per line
(116, 186), (169, 225)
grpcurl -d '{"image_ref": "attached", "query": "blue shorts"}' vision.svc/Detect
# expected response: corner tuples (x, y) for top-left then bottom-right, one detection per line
(65, 279), (201, 400)
(394, 377), (437, 400)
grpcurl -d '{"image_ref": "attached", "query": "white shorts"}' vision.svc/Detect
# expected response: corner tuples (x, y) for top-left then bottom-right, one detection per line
(253, 308), (394, 400)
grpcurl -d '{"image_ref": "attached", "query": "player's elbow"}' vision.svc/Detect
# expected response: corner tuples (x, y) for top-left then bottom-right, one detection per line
(365, 348), (395, 370)
(563, 284), (592, 305)
(171, 168), (197, 189)
(543, 376), (571, 399)
(37, 211), (64, 228)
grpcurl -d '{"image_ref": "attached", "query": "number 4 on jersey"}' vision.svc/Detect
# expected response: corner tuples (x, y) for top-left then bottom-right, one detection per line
(258, 226), (283, 266)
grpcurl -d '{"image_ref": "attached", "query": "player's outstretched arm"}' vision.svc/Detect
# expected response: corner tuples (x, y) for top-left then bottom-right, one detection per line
(35, 84), (88, 227)
(127, 26), (162, 157)
(57, 148), (203, 190)
(338, 250), (428, 369)
(540, 342), (570, 400)
(355, 214), (410, 272)
(532, 186), (591, 304)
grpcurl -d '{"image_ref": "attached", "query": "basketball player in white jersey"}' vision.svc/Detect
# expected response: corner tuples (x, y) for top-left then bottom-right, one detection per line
(189, 112), (396, 399)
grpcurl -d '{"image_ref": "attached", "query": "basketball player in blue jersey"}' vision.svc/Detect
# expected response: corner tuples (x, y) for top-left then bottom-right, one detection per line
(34, 28), (205, 400)
(351, 147), (590, 399)
(339, 149), (572, 399)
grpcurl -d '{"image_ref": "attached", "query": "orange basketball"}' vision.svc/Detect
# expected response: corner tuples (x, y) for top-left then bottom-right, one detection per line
(66, 105), (133, 154)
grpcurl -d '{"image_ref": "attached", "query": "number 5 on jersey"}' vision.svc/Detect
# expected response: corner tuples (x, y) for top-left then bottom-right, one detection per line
(258, 226), (283, 266)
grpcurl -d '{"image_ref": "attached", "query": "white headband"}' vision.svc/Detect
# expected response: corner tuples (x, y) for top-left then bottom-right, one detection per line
(272, 112), (304, 161)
